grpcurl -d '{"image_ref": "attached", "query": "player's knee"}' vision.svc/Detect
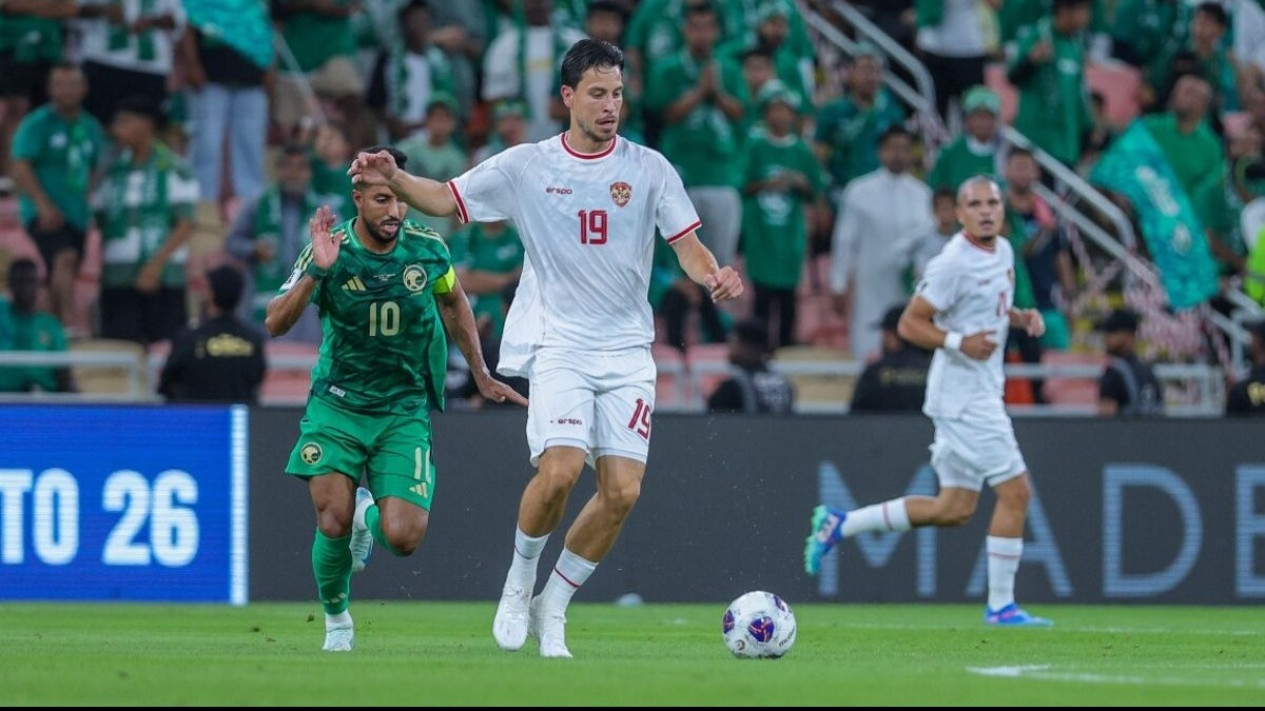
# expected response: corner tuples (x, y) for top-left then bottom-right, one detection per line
(535, 466), (581, 502)
(601, 479), (642, 518)
(379, 510), (428, 556)
(936, 500), (975, 527)
(998, 478), (1031, 510)
(315, 508), (353, 538)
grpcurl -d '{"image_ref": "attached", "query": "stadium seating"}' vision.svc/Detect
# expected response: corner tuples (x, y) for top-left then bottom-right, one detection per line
(1038, 349), (1107, 407)
(259, 340), (318, 405)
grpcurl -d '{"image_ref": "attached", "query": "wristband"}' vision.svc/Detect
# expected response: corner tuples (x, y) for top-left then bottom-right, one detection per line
(943, 331), (963, 352)
(304, 262), (329, 281)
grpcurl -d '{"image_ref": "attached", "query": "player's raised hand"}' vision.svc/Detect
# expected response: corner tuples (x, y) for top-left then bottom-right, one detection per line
(961, 331), (999, 360)
(347, 149), (398, 187)
(475, 375), (529, 407)
(309, 205), (340, 270)
(704, 266), (744, 302)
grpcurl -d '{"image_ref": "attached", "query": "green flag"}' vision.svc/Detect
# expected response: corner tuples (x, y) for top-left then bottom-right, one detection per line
(1089, 120), (1220, 310)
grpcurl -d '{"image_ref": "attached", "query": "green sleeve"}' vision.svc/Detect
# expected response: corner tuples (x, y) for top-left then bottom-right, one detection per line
(10, 114), (40, 161)
(915, 0), (944, 29)
(803, 142), (824, 195)
(644, 57), (680, 112)
(1006, 26), (1040, 82)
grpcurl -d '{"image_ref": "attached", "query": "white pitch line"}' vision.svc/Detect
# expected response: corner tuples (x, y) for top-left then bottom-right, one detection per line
(829, 621), (1264, 636)
(965, 665), (1265, 690)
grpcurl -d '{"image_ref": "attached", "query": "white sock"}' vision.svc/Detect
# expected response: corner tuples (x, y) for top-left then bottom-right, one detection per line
(986, 536), (1024, 611)
(539, 547), (597, 611)
(841, 497), (912, 537)
(325, 610), (352, 630)
(506, 527), (549, 590)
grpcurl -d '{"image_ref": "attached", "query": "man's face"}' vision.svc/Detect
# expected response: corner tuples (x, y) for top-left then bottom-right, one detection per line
(683, 11), (719, 54)
(1171, 76), (1211, 119)
(849, 57), (882, 99)
(48, 67), (86, 110)
(353, 184), (407, 244)
(878, 133), (912, 174)
(109, 111), (151, 147)
(1005, 154), (1040, 192)
(585, 9), (624, 43)
(563, 64), (623, 144)
(743, 55), (774, 90)
(9, 268), (39, 312)
(956, 181), (1004, 238)
(965, 109), (996, 142)
(277, 153), (312, 196)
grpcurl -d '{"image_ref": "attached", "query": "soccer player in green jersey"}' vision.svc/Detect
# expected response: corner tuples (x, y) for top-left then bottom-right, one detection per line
(264, 146), (528, 652)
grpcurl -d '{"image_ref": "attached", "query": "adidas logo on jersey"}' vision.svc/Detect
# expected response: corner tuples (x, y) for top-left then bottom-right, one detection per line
(343, 277), (367, 291)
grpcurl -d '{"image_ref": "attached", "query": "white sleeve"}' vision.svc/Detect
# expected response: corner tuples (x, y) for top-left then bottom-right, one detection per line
(654, 154), (701, 243)
(447, 148), (521, 223)
(914, 252), (959, 312)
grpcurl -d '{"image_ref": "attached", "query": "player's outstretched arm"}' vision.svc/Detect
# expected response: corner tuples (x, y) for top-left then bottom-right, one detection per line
(435, 278), (528, 407)
(669, 232), (744, 302)
(347, 149), (458, 218)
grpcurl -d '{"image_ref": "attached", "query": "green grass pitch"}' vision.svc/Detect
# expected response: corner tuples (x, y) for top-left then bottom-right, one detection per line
(3, 601), (1264, 706)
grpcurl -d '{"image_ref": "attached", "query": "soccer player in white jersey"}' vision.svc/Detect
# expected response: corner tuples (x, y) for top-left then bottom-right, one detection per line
(804, 176), (1053, 627)
(346, 38), (744, 657)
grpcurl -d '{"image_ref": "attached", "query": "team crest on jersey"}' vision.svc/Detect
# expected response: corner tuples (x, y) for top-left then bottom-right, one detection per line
(300, 443), (322, 465)
(610, 181), (632, 207)
(403, 264), (428, 292)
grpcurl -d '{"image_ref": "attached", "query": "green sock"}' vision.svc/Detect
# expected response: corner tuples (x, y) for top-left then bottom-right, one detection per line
(365, 504), (405, 556)
(312, 529), (353, 615)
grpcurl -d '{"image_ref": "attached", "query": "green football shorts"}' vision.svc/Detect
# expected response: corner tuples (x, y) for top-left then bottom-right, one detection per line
(286, 395), (437, 510)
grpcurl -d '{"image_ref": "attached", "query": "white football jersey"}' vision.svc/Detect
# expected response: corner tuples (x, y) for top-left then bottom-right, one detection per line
(447, 134), (701, 376)
(915, 232), (1016, 419)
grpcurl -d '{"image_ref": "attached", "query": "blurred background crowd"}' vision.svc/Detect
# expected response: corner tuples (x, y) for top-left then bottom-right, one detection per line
(0, 0), (1262, 418)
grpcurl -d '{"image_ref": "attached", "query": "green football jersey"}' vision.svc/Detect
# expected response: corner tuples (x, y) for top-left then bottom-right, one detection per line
(281, 218), (455, 415)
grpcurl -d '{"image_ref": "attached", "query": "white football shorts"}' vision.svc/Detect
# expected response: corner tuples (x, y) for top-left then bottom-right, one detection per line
(525, 346), (657, 469)
(928, 404), (1028, 492)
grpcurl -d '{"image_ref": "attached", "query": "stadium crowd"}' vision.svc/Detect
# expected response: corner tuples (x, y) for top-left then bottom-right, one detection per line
(0, 0), (1262, 416)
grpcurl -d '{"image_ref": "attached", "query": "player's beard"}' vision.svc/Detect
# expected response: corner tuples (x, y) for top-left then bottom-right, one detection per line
(364, 216), (401, 246)
(580, 113), (618, 145)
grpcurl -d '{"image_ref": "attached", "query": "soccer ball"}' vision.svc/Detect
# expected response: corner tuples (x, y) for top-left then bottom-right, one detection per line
(722, 590), (797, 659)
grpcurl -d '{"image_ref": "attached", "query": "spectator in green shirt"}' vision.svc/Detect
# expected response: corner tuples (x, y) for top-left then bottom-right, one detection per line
(272, 0), (372, 145)
(1007, 0), (1094, 168)
(813, 46), (907, 207)
(93, 94), (199, 346)
(739, 82), (822, 350)
(9, 62), (106, 330)
(645, 0), (749, 268)
(1144, 74), (1244, 275)
(0, 258), (75, 393)
(0, 1), (78, 184)
(395, 92), (468, 239)
(926, 85), (1003, 191)
(1145, 3), (1238, 121)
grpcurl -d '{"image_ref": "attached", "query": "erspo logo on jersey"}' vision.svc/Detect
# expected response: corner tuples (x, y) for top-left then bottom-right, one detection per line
(610, 181), (632, 207)
(546, 186), (573, 195)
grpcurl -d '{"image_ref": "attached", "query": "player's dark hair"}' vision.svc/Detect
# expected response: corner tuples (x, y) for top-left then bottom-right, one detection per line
(932, 186), (956, 205)
(560, 38), (624, 89)
(359, 145), (408, 172)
